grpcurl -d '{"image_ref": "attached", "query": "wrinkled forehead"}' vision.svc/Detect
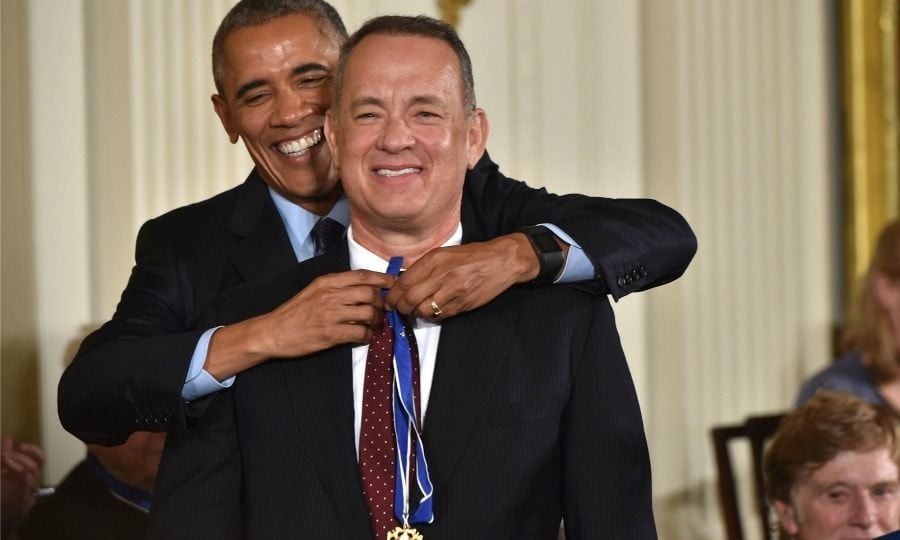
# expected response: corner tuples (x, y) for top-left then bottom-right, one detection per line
(797, 448), (900, 493)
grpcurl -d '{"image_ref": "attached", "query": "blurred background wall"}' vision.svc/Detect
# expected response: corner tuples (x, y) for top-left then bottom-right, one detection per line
(1, 0), (896, 538)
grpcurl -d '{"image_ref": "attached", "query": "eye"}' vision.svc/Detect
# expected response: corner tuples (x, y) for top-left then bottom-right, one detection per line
(873, 484), (897, 498)
(415, 110), (439, 118)
(826, 490), (848, 503)
(297, 75), (329, 88)
(243, 92), (270, 106)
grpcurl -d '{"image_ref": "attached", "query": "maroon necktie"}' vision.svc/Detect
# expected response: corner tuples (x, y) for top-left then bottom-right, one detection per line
(359, 313), (397, 537)
(358, 315), (422, 538)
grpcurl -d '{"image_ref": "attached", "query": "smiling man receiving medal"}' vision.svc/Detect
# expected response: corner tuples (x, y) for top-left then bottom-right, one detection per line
(149, 14), (657, 539)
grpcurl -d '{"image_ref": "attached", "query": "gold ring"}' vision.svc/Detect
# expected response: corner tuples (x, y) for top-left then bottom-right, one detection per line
(430, 300), (442, 318)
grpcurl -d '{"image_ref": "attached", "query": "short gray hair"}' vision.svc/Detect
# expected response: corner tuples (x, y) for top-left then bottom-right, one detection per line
(334, 15), (476, 116)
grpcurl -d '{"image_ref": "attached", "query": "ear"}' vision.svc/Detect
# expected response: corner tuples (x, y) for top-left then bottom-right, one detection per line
(465, 108), (489, 169)
(212, 94), (240, 144)
(772, 499), (800, 536)
(324, 109), (340, 171)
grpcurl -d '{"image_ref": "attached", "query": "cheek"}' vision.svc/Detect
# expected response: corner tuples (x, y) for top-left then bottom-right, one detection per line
(876, 500), (900, 526)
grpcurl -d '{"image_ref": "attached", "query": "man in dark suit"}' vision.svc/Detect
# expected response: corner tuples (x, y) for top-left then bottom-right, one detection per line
(58, 0), (694, 448)
(149, 14), (656, 539)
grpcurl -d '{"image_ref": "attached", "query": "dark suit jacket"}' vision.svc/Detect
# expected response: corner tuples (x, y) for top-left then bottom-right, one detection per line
(149, 243), (656, 539)
(58, 152), (696, 445)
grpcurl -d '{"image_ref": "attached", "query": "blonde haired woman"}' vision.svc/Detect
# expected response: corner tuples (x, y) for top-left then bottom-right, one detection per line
(797, 219), (900, 408)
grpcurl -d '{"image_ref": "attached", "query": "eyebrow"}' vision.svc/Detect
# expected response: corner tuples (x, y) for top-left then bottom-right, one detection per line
(234, 63), (331, 100)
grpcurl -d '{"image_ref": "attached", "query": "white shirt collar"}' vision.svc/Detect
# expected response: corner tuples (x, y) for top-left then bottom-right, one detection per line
(346, 223), (463, 272)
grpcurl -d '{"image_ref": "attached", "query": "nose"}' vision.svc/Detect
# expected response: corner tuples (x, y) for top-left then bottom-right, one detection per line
(377, 115), (415, 153)
(849, 495), (876, 528)
(271, 89), (315, 128)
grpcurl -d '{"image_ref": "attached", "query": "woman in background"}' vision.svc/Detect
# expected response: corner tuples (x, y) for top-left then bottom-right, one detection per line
(797, 219), (900, 409)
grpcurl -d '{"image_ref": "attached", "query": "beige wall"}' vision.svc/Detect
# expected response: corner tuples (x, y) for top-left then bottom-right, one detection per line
(1, 0), (41, 448)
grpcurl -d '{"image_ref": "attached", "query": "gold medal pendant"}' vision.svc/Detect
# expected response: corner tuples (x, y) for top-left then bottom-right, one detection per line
(387, 525), (423, 540)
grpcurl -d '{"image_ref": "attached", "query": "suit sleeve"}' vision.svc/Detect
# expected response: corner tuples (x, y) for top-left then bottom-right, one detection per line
(561, 298), (657, 538)
(58, 218), (202, 445)
(147, 387), (242, 539)
(461, 151), (696, 300)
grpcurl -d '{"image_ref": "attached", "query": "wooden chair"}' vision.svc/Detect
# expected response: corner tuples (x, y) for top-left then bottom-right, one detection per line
(710, 413), (786, 540)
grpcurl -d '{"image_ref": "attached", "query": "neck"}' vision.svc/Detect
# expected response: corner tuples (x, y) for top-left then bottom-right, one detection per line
(351, 212), (460, 267)
(287, 185), (345, 217)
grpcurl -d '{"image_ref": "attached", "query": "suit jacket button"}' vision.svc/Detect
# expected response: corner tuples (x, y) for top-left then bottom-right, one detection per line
(617, 276), (626, 288)
(640, 265), (647, 276)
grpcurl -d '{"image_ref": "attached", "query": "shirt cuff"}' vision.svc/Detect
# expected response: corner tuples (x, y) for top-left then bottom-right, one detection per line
(539, 223), (595, 283)
(182, 327), (235, 401)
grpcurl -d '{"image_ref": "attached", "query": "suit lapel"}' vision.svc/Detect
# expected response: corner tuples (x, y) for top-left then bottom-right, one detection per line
(423, 293), (518, 486)
(279, 246), (372, 538)
(228, 171), (297, 283)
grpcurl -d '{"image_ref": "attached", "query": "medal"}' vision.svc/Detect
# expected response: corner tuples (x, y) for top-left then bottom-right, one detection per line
(387, 524), (423, 540)
(384, 257), (434, 533)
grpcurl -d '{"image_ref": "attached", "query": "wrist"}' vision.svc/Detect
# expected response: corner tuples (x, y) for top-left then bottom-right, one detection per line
(517, 225), (565, 283)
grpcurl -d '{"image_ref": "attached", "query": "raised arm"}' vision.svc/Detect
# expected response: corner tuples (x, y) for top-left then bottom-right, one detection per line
(58, 219), (206, 446)
(385, 150), (696, 319)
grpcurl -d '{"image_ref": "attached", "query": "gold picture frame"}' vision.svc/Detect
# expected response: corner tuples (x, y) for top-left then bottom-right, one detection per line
(841, 0), (899, 309)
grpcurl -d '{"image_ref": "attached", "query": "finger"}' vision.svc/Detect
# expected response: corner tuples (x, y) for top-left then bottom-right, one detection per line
(317, 284), (386, 310)
(324, 270), (396, 290)
(16, 443), (46, 466)
(384, 261), (436, 310)
(319, 322), (375, 345)
(2, 453), (29, 474)
(333, 304), (383, 330)
(413, 293), (462, 321)
(390, 278), (441, 315)
(5, 451), (41, 474)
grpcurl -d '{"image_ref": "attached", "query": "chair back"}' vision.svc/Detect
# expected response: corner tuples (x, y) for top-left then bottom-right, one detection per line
(710, 413), (786, 540)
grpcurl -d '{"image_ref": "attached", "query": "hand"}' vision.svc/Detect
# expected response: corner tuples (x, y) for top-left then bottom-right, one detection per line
(1, 435), (46, 530)
(205, 270), (396, 380)
(385, 234), (540, 320)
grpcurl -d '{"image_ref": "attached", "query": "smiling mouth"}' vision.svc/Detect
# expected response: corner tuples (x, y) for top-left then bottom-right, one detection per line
(275, 128), (322, 156)
(376, 167), (421, 177)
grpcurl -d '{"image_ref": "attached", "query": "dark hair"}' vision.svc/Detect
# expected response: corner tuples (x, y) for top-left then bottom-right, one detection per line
(334, 15), (476, 115)
(212, 0), (348, 94)
(764, 390), (900, 505)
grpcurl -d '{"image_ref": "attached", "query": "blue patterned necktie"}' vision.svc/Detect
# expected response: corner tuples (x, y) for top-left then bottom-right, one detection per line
(310, 217), (345, 257)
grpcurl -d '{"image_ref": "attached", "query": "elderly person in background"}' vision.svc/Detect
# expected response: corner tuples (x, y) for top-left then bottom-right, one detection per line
(797, 219), (900, 409)
(764, 390), (900, 539)
(15, 431), (165, 540)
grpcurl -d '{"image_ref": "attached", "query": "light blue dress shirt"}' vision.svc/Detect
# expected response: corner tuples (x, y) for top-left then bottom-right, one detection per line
(181, 190), (593, 400)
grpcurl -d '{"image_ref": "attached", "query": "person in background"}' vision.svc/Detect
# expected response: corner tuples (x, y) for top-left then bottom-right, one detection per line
(765, 390), (900, 539)
(1, 436), (45, 537)
(797, 219), (900, 409)
(15, 431), (165, 540)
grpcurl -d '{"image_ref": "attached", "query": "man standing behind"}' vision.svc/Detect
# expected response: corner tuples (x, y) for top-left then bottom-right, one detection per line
(58, 0), (696, 448)
(150, 15), (655, 539)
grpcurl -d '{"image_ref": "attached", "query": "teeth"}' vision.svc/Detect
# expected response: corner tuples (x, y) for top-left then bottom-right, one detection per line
(376, 168), (420, 177)
(276, 129), (322, 156)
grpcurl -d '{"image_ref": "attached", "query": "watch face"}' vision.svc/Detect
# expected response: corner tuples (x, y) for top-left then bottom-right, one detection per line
(531, 230), (562, 254)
